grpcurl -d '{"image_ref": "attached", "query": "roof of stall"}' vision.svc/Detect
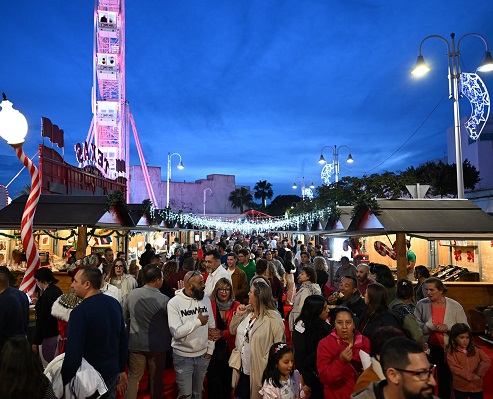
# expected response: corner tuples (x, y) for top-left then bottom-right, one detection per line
(0, 195), (135, 229)
(346, 199), (493, 240)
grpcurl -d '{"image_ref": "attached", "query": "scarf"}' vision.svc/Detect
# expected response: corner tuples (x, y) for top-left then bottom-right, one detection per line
(216, 298), (233, 311)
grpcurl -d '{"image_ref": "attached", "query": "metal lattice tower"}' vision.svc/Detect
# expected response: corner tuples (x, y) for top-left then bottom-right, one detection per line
(86, 0), (157, 204)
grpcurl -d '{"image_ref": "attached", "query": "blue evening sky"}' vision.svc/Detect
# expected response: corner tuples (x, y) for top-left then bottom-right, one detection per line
(1, 1), (493, 201)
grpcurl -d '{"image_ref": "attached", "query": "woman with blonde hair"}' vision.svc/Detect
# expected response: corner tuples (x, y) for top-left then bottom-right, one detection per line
(266, 261), (285, 318)
(313, 256), (329, 293)
(230, 276), (285, 399)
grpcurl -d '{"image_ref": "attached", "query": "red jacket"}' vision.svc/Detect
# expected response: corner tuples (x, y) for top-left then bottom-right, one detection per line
(210, 300), (240, 352)
(317, 330), (370, 399)
(446, 347), (491, 393)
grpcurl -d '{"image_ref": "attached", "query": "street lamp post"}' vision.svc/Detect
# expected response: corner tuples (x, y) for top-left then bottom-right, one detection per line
(318, 145), (354, 183)
(166, 152), (184, 208)
(292, 177), (315, 200)
(0, 94), (41, 296)
(411, 33), (493, 199)
(203, 187), (212, 215)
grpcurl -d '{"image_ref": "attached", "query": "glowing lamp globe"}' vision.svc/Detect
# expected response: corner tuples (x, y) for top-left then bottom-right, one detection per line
(0, 99), (28, 145)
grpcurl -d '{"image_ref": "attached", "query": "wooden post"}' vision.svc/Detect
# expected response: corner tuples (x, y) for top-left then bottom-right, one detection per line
(76, 225), (87, 260)
(396, 232), (407, 280)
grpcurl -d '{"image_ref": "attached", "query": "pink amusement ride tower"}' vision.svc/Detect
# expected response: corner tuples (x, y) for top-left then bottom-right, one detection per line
(85, 0), (157, 204)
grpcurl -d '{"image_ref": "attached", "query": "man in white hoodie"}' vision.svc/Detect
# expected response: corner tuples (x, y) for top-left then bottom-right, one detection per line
(167, 270), (216, 399)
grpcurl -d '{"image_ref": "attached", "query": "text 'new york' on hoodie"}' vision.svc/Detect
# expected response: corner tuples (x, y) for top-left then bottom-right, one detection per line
(167, 288), (216, 357)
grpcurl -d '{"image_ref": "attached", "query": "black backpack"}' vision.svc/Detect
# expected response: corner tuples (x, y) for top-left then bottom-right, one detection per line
(391, 303), (415, 340)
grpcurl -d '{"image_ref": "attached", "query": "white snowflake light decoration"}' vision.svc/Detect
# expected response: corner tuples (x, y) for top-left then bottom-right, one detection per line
(461, 72), (490, 140)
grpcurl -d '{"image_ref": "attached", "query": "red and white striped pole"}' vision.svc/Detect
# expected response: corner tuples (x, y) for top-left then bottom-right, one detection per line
(0, 95), (41, 297)
(15, 145), (41, 296)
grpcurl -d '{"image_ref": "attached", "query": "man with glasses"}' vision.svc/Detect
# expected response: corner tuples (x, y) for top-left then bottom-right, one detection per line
(352, 336), (437, 399)
(167, 270), (216, 399)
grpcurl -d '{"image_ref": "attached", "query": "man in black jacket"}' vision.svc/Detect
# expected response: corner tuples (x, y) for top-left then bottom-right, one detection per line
(328, 276), (366, 322)
(139, 243), (155, 268)
(0, 266), (29, 352)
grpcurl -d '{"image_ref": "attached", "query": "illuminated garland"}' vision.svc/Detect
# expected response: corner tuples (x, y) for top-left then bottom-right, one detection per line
(87, 228), (129, 238)
(0, 232), (22, 239)
(38, 230), (77, 240)
(154, 207), (335, 234)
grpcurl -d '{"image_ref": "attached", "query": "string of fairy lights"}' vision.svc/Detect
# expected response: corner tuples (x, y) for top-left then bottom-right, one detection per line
(149, 206), (335, 234)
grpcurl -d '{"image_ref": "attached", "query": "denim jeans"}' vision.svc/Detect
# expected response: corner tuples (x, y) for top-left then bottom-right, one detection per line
(173, 352), (210, 399)
(99, 373), (119, 399)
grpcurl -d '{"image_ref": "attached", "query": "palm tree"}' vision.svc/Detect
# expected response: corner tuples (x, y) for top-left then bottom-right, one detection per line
(253, 180), (274, 209)
(17, 184), (31, 196)
(228, 187), (253, 213)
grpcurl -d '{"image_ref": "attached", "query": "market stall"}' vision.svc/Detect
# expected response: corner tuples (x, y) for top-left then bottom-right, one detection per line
(340, 198), (493, 331)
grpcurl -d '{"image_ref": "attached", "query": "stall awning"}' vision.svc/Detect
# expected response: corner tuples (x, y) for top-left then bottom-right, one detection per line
(346, 199), (493, 240)
(0, 195), (135, 229)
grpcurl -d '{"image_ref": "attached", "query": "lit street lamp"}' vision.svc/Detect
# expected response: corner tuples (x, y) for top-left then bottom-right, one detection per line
(203, 187), (212, 215)
(411, 33), (493, 199)
(166, 152), (184, 208)
(0, 94), (40, 296)
(318, 145), (354, 183)
(292, 177), (315, 200)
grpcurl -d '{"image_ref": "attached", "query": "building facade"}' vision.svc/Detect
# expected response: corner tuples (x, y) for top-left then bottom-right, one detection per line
(129, 165), (250, 214)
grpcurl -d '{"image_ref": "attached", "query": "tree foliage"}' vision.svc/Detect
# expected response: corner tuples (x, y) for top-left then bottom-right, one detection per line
(265, 194), (302, 216)
(228, 187), (253, 213)
(253, 180), (274, 209)
(401, 160), (480, 198)
(313, 159), (480, 207)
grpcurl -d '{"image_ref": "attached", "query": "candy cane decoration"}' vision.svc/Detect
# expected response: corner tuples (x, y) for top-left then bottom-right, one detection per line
(374, 241), (397, 260)
(15, 145), (41, 296)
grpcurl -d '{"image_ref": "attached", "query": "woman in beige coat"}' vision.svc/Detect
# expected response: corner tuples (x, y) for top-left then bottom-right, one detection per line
(230, 276), (285, 399)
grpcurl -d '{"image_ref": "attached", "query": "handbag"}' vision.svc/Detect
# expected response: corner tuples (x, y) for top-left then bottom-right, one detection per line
(229, 348), (242, 389)
(228, 348), (242, 370)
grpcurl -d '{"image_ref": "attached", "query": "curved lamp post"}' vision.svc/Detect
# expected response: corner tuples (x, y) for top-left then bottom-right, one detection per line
(0, 94), (41, 296)
(166, 152), (184, 208)
(318, 145), (354, 183)
(411, 33), (493, 199)
(292, 177), (315, 200)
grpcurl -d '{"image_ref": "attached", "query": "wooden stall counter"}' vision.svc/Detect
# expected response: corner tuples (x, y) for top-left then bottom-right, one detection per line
(12, 270), (73, 294)
(444, 282), (493, 333)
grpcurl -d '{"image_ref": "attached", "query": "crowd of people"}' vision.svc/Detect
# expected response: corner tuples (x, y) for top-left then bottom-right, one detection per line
(0, 233), (492, 399)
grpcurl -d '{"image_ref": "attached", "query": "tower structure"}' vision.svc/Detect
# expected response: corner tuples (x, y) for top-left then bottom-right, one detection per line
(85, 0), (157, 204)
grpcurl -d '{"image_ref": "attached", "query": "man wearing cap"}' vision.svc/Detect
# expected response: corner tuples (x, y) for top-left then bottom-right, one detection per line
(0, 266), (29, 352)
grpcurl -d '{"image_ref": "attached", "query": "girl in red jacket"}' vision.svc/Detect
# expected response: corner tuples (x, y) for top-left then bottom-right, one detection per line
(446, 323), (491, 399)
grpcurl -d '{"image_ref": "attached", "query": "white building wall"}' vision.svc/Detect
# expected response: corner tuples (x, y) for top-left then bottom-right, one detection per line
(447, 115), (493, 191)
(129, 166), (250, 214)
